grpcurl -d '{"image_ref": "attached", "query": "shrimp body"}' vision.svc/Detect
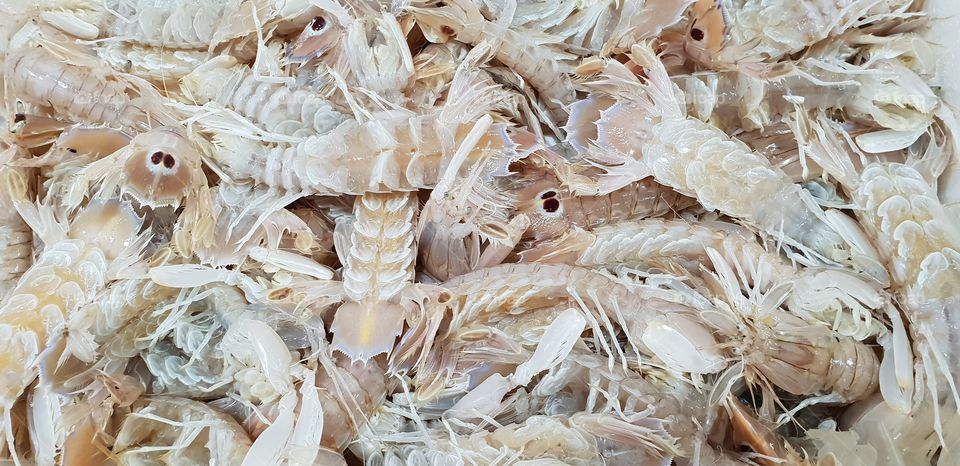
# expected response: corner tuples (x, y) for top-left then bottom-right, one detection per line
(511, 172), (695, 242)
(104, 0), (259, 49)
(727, 0), (911, 61)
(854, 163), (960, 411)
(370, 412), (677, 466)
(6, 46), (163, 131)
(66, 277), (178, 363)
(342, 193), (418, 304)
(524, 218), (888, 340)
(332, 193), (418, 362)
(112, 396), (252, 464)
(0, 240), (107, 380)
(438, 263), (727, 376)
(746, 318), (880, 403)
(0, 201), (142, 448)
(408, 0), (575, 124)
(645, 118), (847, 261)
(582, 46), (881, 273)
(181, 58), (347, 137)
(0, 149), (32, 296)
(98, 42), (208, 85)
(0, 238), (116, 452)
(213, 113), (519, 196)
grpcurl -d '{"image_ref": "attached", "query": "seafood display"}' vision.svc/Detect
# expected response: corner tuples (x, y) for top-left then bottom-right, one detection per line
(0, 0), (957, 464)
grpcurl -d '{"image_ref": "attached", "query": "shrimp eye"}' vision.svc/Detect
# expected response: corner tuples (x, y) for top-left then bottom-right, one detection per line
(162, 154), (176, 169)
(543, 198), (560, 213)
(150, 152), (164, 165)
(311, 16), (326, 31)
(436, 1), (447, 5)
(13, 113), (25, 123)
(67, 148), (77, 153)
(440, 25), (455, 36)
(690, 28), (705, 41)
(540, 190), (557, 200)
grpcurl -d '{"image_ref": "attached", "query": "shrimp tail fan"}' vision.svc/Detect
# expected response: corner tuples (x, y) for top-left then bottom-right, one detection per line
(330, 301), (405, 364)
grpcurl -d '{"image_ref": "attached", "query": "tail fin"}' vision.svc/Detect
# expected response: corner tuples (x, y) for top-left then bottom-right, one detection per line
(331, 301), (405, 364)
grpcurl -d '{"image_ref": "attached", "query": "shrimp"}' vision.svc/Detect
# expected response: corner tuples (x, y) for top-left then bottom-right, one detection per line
(852, 162), (960, 436)
(4, 43), (173, 131)
(180, 56), (347, 137)
(574, 44), (884, 276)
(408, 0), (575, 127)
(695, 247), (880, 415)
(0, 199), (146, 462)
(65, 251), (180, 364)
(521, 217), (890, 341)
(527, 348), (809, 464)
(112, 396), (252, 464)
(103, 0), (263, 49)
(0, 146), (33, 297)
(364, 411), (678, 466)
(70, 126), (207, 211)
(682, 0), (914, 69)
(331, 192), (418, 363)
(207, 108), (514, 196)
(417, 118), (536, 280)
(411, 263), (728, 398)
(97, 42), (208, 85)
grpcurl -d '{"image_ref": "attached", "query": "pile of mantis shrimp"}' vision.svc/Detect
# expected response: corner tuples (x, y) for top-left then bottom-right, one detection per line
(0, 0), (957, 464)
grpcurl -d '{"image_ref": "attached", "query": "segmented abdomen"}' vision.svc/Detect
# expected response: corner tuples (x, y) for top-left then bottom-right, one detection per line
(644, 117), (841, 258)
(0, 160), (32, 295)
(216, 116), (444, 195)
(856, 163), (960, 295)
(68, 278), (178, 363)
(104, 0), (249, 48)
(182, 63), (346, 136)
(343, 193), (418, 303)
(7, 48), (147, 128)
(0, 240), (108, 403)
(732, 0), (904, 59)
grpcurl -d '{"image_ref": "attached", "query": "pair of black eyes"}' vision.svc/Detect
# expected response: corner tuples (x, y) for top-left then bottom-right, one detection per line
(541, 191), (560, 213)
(311, 16), (326, 31)
(150, 151), (176, 169)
